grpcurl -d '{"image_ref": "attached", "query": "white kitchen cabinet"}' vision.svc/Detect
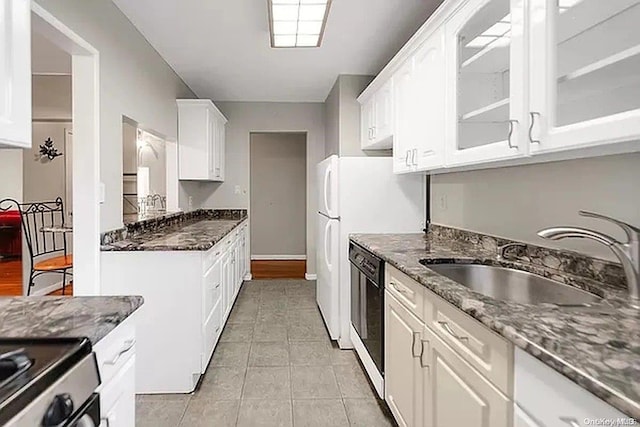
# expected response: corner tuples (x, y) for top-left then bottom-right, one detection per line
(94, 315), (137, 427)
(515, 348), (629, 427)
(392, 60), (417, 174)
(422, 325), (511, 427)
(177, 99), (227, 181)
(100, 220), (248, 393)
(385, 292), (424, 427)
(444, 0), (527, 167)
(392, 27), (447, 174)
(528, 0), (640, 155)
(0, 0), (31, 148)
(360, 80), (394, 150)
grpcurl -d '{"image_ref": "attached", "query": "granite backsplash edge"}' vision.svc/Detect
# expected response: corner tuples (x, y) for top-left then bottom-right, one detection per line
(427, 223), (626, 291)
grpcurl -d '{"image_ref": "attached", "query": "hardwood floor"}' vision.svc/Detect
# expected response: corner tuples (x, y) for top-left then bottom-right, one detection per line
(0, 258), (73, 296)
(251, 260), (306, 279)
(0, 259), (22, 296)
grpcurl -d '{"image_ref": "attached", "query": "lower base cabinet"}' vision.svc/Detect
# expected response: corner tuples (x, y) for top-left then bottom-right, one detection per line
(385, 294), (424, 427)
(423, 325), (510, 427)
(101, 220), (250, 393)
(93, 315), (137, 427)
(385, 291), (510, 427)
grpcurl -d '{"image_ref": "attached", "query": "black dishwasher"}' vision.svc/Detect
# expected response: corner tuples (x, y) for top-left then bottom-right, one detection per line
(349, 242), (385, 376)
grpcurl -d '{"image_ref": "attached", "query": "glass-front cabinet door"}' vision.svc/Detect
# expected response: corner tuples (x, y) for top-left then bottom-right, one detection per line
(529, 0), (640, 154)
(445, 0), (527, 166)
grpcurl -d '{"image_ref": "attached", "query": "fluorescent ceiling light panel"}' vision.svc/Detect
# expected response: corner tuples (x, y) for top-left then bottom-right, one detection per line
(269, 0), (332, 48)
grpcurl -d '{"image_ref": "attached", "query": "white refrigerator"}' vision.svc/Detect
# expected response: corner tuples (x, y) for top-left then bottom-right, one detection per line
(316, 155), (424, 348)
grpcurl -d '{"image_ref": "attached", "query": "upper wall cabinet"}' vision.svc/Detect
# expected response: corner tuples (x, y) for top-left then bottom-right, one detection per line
(528, 0), (640, 154)
(393, 27), (447, 174)
(177, 99), (227, 181)
(445, 0), (527, 167)
(360, 79), (394, 150)
(0, 0), (31, 149)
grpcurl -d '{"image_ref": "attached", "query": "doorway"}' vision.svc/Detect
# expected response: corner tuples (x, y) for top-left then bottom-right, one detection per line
(0, 5), (100, 296)
(249, 132), (307, 279)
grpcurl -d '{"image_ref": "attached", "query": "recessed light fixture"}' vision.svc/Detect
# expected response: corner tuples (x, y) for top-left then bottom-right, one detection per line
(268, 0), (332, 48)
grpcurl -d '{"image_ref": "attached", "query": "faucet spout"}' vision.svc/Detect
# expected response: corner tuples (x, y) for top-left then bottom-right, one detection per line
(537, 213), (640, 305)
(537, 227), (619, 247)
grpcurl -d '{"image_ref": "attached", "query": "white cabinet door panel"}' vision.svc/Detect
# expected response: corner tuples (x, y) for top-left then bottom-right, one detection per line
(529, 0), (640, 155)
(0, 0), (31, 148)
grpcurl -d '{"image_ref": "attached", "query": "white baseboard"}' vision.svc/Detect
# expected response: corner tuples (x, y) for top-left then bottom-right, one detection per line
(305, 273), (317, 280)
(243, 274), (252, 281)
(251, 255), (307, 261)
(31, 280), (68, 296)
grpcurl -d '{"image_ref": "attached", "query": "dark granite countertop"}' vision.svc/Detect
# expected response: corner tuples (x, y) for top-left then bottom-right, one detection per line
(0, 296), (143, 344)
(350, 228), (640, 419)
(101, 217), (247, 251)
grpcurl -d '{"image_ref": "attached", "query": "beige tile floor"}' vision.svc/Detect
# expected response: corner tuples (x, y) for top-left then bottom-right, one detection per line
(136, 280), (396, 427)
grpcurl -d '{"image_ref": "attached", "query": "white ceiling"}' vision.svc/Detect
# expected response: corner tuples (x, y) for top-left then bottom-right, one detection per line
(112, 0), (443, 102)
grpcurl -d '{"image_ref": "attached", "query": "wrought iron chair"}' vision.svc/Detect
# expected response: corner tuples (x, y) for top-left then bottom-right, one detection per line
(0, 198), (73, 296)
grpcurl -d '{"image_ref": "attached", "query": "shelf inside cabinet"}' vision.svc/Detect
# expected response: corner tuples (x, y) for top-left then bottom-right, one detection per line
(461, 41), (509, 74)
(460, 98), (509, 122)
(558, 44), (640, 95)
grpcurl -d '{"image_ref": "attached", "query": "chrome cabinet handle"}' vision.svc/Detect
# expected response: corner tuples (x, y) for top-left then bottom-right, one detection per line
(412, 148), (418, 166)
(559, 417), (581, 427)
(438, 321), (468, 342)
(372, 126), (376, 139)
(101, 416), (112, 427)
(105, 339), (135, 366)
(390, 282), (407, 295)
(215, 283), (221, 289)
(507, 119), (518, 149)
(419, 339), (429, 368)
(411, 332), (420, 357)
(529, 112), (540, 144)
(405, 150), (411, 167)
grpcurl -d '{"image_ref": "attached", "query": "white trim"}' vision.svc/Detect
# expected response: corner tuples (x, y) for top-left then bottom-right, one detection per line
(31, 4), (101, 296)
(243, 274), (252, 281)
(350, 324), (384, 398)
(251, 255), (307, 261)
(304, 273), (317, 280)
(31, 280), (69, 296)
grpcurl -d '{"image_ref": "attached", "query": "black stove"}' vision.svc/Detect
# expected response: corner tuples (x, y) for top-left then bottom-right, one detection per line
(0, 338), (101, 427)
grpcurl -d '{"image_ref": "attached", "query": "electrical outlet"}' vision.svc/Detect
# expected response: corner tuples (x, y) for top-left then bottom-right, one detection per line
(234, 185), (241, 195)
(439, 195), (448, 211)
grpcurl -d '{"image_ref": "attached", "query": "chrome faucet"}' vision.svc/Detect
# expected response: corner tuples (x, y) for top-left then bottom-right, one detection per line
(537, 211), (640, 304)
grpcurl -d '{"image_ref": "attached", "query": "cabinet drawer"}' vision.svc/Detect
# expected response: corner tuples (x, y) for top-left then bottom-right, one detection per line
(515, 349), (627, 427)
(424, 289), (512, 395)
(386, 265), (424, 319)
(203, 245), (223, 273)
(100, 356), (135, 427)
(94, 316), (136, 386)
(203, 259), (222, 322)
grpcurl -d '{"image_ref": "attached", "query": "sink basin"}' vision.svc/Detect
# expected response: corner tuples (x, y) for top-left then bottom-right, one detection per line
(422, 262), (601, 305)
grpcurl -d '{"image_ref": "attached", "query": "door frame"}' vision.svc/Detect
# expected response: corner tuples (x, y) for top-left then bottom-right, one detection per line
(31, 4), (101, 295)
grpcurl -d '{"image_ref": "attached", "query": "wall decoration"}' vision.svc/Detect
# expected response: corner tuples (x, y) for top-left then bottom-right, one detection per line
(39, 137), (63, 161)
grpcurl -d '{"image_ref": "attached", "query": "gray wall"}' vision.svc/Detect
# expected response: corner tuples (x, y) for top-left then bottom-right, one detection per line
(324, 81), (339, 157)
(250, 133), (307, 257)
(34, 0), (196, 232)
(431, 153), (640, 262)
(0, 150), (23, 201)
(32, 75), (72, 120)
(323, 75), (390, 157)
(195, 102), (325, 275)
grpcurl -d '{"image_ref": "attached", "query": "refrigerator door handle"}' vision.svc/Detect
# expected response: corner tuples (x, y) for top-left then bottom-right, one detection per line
(324, 220), (332, 272)
(323, 165), (332, 217)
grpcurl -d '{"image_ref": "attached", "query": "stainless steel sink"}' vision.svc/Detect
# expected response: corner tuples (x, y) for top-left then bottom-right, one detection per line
(423, 262), (601, 305)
